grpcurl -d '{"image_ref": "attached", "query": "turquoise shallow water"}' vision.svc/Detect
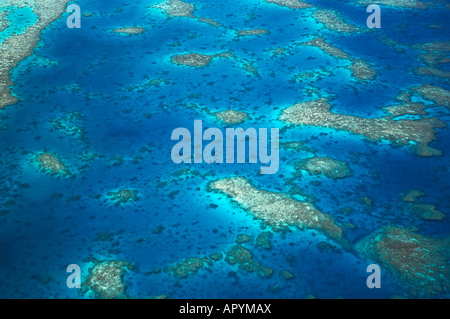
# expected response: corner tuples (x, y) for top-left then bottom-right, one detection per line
(0, 0), (449, 299)
(0, 6), (37, 43)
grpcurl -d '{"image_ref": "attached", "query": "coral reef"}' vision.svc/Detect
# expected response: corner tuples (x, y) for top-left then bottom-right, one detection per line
(112, 27), (146, 35)
(51, 112), (84, 137)
(151, 0), (195, 18)
(214, 109), (249, 125)
(123, 78), (169, 92)
(280, 141), (316, 153)
(401, 190), (445, 221)
(355, 226), (450, 297)
(280, 270), (294, 280)
(256, 231), (272, 250)
(0, 0), (71, 108)
(413, 41), (450, 79)
(301, 37), (377, 81)
(225, 245), (273, 277)
(402, 189), (425, 203)
(406, 204), (446, 221)
(313, 9), (361, 33)
(209, 253), (223, 261)
(348, 59), (377, 81)
(279, 97), (445, 157)
(210, 177), (349, 249)
(237, 29), (270, 37)
(171, 52), (233, 68)
(294, 156), (352, 179)
(412, 85), (450, 108)
(107, 189), (139, 205)
(241, 61), (261, 77)
(265, 0), (313, 9)
(82, 260), (133, 299)
(151, 0), (222, 27)
(383, 92), (429, 118)
(35, 153), (71, 177)
(356, 0), (429, 10)
(236, 234), (253, 244)
(165, 257), (212, 278)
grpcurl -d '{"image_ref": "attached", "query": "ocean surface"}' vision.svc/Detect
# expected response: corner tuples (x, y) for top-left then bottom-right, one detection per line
(0, 0), (449, 299)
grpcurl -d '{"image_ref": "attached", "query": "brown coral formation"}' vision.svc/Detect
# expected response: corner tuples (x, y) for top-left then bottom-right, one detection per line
(355, 226), (450, 296)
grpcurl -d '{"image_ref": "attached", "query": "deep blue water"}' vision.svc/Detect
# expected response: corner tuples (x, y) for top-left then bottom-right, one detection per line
(0, 0), (449, 299)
